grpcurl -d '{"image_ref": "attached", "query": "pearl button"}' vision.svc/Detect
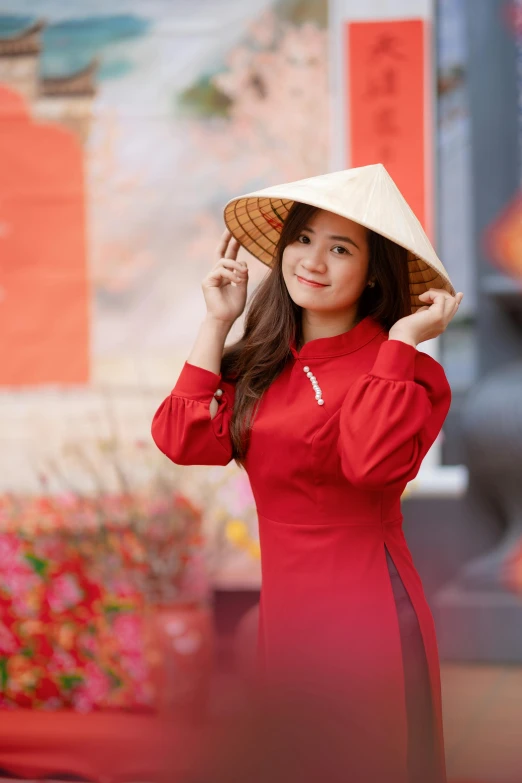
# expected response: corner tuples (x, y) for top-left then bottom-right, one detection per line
(214, 388), (223, 397)
(299, 361), (325, 407)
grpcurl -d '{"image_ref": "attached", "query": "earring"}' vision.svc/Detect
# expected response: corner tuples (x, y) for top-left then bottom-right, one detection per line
(367, 280), (376, 288)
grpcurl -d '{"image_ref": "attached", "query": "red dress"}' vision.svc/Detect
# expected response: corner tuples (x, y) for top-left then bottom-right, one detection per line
(151, 315), (451, 783)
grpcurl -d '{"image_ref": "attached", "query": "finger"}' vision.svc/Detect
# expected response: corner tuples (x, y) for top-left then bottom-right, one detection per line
(207, 267), (242, 287)
(220, 262), (248, 285)
(444, 295), (456, 321)
(447, 301), (459, 323)
(418, 287), (451, 301)
(216, 229), (232, 259)
(427, 291), (447, 316)
(222, 263), (248, 284)
(224, 236), (241, 260)
(417, 290), (440, 305)
(451, 296), (461, 318)
(449, 290), (463, 308)
(418, 289), (452, 316)
(221, 258), (247, 274)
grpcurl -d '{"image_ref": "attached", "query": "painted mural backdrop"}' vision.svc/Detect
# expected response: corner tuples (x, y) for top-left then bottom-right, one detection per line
(0, 0), (329, 586)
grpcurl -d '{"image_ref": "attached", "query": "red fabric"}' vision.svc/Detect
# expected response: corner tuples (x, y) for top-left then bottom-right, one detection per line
(151, 316), (452, 783)
(0, 711), (190, 782)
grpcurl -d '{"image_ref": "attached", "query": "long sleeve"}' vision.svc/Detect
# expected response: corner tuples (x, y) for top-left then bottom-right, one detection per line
(338, 339), (451, 490)
(151, 361), (235, 466)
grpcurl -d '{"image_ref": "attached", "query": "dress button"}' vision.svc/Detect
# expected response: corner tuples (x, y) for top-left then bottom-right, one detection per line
(214, 388), (223, 397)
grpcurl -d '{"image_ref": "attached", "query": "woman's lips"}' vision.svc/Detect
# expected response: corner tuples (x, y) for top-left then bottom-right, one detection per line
(296, 275), (328, 288)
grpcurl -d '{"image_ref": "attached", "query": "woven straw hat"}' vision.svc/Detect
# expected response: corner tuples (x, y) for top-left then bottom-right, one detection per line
(224, 163), (455, 312)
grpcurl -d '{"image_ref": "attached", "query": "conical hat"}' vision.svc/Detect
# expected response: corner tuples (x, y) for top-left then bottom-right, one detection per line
(224, 163), (455, 312)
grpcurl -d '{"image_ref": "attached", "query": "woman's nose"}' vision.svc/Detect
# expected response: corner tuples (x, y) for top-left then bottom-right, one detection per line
(301, 249), (326, 271)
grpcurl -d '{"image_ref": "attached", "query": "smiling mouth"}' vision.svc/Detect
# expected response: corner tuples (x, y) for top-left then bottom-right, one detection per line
(296, 275), (328, 288)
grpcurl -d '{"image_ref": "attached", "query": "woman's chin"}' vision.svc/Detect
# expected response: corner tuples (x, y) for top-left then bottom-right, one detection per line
(289, 283), (327, 305)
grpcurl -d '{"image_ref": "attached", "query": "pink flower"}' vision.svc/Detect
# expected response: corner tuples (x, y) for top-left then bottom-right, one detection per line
(113, 614), (143, 654)
(78, 633), (97, 655)
(0, 622), (18, 655)
(0, 534), (23, 568)
(47, 574), (84, 613)
(77, 662), (111, 706)
(11, 594), (38, 619)
(112, 578), (136, 598)
(73, 692), (94, 713)
(2, 569), (38, 597)
(49, 649), (76, 673)
(121, 653), (148, 682)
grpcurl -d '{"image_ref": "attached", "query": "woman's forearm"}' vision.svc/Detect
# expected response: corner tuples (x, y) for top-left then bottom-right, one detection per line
(186, 315), (234, 376)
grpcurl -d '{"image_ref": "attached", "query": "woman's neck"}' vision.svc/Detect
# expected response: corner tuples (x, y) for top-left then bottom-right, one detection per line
(299, 307), (360, 348)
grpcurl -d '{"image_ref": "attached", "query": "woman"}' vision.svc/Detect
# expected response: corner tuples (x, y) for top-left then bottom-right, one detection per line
(152, 165), (463, 783)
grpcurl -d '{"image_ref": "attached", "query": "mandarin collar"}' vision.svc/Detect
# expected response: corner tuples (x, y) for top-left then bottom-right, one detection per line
(289, 315), (385, 359)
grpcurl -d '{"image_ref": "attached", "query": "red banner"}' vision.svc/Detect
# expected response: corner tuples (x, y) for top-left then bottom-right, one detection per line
(346, 19), (431, 236)
(0, 86), (89, 385)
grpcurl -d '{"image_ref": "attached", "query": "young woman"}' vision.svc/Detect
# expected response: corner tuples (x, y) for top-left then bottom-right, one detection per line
(152, 165), (463, 783)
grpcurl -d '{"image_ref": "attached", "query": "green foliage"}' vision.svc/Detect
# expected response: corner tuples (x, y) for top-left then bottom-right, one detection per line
(178, 75), (232, 119)
(276, 0), (327, 26)
(59, 673), (84, 691)
(24, 553), (48, 577)
(107, 669), (123, 689)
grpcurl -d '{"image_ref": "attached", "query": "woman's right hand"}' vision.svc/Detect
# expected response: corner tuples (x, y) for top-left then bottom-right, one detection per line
(202, 229), (249, 325)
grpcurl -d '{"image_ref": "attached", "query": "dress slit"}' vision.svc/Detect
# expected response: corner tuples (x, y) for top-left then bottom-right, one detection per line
(384, 545), (437, 783)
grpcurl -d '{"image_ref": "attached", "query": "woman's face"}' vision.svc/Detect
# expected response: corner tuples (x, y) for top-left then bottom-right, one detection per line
(281, 209), (370, 313)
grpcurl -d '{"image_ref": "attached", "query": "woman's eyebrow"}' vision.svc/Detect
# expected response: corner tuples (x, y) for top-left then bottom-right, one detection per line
(302, 225), (359, 250)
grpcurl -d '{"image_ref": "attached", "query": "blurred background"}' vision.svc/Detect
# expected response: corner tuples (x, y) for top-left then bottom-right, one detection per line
(0, 0), (521, 781)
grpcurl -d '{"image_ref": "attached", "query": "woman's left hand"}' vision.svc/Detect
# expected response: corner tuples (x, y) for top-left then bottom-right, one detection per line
(388, 288), (464, 347)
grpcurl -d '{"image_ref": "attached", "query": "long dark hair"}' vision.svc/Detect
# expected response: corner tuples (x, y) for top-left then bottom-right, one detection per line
(221, 202), (411, 466)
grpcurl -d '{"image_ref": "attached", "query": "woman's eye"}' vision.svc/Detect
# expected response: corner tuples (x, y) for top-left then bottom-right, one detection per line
(297, 234), (310, 244)
(332, 245), (351, 255)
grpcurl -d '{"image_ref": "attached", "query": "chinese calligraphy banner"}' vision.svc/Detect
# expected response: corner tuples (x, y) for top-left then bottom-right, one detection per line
(347, 19), (430, 234)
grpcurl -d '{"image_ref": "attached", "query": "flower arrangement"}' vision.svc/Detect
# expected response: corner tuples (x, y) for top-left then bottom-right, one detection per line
(0, 434), (207, 711)
(0, 517), (153, 711)
(0, 489), (204, 605)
